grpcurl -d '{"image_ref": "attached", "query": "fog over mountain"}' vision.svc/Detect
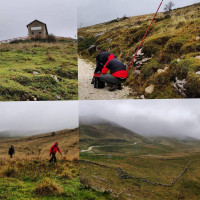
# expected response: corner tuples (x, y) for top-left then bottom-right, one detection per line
(0, 101), (78, 137)
(78, 0), (199, 27)
(79, 100), (200, 139)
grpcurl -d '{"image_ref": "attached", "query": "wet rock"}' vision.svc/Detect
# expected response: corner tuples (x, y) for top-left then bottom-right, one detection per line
(140, 95), (145, 99)
(33, 71), (40, 75)
(50, 74), (59, 82)
(137, 48), (144, 56)
(88, 45), (97, 54)
(173, 77), (187, 97)
(145, 85), (154, 94)
(157, 67), (169, 74)
(56, 95), (61, 100)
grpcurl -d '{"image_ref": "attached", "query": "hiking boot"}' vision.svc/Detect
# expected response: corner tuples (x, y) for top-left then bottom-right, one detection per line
(118, 84), (122, 90)
(109, 85), (118, 91)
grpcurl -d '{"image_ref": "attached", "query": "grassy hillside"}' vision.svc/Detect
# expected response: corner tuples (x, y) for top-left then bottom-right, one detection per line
(0, 129), (113, 200)
(0, 38), (78, 101)
(80, 120), (200, 199)
(78, 3), (200, 98)
(80, 117), (148, 150)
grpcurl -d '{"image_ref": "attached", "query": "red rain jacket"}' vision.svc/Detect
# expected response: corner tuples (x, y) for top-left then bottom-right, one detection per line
(50, 142), (61, 154)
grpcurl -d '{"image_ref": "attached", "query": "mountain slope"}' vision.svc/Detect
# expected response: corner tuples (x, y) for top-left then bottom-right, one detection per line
(78, 3), (200, 99)
(80, 115), (149, 148)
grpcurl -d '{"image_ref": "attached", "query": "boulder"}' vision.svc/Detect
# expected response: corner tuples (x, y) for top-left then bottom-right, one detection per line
(50, 75), (59, 82)
(177, 58), (181, 62)
(140, 95), (145, 99)
(145, 85), (154, 94)
(88, 45), (97, 54)
(196, 71), (200, 75)
(196, 36), (200, 41)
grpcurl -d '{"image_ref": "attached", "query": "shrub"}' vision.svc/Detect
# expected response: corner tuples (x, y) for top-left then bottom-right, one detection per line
(78, 37), (96, 52)
(47, 34), (56, 42)
(2, 167), (17, 178)
(33, 178), (63, 196)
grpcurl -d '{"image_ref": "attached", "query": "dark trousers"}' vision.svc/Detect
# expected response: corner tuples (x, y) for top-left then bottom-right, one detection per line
(9, 154), (13, 158)
(100, 74), (126, 86)
(49, 153), (56, 163)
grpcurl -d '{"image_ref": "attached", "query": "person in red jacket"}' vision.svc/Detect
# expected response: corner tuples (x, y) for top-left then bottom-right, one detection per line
(49, 142), (62, 163)
(100, 58), (128, 91)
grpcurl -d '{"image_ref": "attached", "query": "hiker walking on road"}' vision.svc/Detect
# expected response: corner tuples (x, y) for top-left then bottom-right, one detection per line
(8, 145), (15, 158)
(49, 142), (62, 163)
(100, 57), (128, 91)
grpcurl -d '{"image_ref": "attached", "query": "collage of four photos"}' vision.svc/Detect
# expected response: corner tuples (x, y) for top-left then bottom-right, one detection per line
(0, 0), (200, 199)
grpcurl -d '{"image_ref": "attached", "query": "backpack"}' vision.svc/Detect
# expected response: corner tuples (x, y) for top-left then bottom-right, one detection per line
(92, 73), (105, 89)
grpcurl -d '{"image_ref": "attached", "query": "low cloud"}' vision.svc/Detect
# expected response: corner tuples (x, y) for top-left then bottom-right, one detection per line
(80, 100), (200, 139)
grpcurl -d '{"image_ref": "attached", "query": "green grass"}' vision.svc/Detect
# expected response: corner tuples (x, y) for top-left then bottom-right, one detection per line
(0, 39), (78, 101)
(78, 3), (200, 98)
(0, 159), (114, 200)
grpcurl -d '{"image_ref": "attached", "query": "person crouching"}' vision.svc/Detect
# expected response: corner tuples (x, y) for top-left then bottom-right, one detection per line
(100, 58), (128, 91)
(49, 142), (62, 163)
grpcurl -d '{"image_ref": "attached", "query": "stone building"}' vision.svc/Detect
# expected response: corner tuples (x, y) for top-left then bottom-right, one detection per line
(27, 20), (48, 38)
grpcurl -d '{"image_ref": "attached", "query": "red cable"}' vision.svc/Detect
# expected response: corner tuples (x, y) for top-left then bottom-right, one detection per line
(127, 0), (164, 72)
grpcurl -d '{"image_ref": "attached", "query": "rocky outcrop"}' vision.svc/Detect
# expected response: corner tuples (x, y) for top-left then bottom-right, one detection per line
(173, 77), (187, 98)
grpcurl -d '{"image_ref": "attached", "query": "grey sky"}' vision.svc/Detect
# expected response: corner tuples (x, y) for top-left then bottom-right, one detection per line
(0, 0), (77, 41)
(0, 101), (78, 136)
(78, 0), (200, 27)
(80, 100), (200, 139)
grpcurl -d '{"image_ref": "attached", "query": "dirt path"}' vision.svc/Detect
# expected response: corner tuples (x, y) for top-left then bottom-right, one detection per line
(78, 58), (131, 100)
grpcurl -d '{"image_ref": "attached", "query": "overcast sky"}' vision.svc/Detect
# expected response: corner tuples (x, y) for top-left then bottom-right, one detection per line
(80, 100), (200, 139)
(78, 0), (200, 27)
(0, 101), (78, 136)
(0, 0), (77, 41)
